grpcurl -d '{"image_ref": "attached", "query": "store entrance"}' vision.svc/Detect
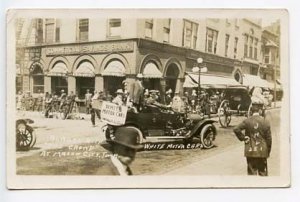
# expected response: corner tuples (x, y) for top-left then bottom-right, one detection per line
(76, 77), (95, 99)
(51, 76), (68, 96)
(165, 63), (180, 95)
(104, 76), (124, 97)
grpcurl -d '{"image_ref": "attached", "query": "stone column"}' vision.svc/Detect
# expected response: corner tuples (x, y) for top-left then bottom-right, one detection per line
(95, 75), (104, 92)
(160, 78), (166, 104)
(175, 78), (184, 96)
(68, 76), (76, 94)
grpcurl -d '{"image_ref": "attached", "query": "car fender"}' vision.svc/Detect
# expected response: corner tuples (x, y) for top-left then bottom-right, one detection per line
(190, 119), (217, 137)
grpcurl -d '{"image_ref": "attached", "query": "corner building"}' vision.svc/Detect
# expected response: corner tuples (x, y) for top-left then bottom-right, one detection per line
(16, 18), (263, 99)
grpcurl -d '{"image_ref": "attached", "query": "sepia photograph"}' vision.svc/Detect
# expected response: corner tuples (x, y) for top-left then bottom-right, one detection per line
(6, 9), (290, 188)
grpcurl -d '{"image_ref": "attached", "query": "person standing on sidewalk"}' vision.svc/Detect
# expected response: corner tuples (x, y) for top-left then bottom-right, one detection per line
(91, 91), (103, 127)
(233, 105), (272, 176)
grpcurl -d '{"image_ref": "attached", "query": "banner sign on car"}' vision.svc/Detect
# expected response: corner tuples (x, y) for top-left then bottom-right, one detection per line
(100, 101), (128, 126)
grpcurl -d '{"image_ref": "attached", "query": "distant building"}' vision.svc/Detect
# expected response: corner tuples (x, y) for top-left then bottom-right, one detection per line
(261, 20), (280, 83)
(15, 18), (265, 99)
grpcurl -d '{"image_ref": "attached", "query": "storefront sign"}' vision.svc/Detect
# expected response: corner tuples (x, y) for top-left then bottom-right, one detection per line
(143, 142), (202, 150)
(100, 101), (127, 126)
(45, 41), (134, 56)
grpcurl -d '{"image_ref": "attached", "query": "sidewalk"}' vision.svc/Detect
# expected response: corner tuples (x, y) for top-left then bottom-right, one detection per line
(164, 138), (279, 176)
(164, 145), (246, 176)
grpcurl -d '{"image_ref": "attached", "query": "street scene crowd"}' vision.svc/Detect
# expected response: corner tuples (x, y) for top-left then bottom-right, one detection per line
(16, 74), (276, 124)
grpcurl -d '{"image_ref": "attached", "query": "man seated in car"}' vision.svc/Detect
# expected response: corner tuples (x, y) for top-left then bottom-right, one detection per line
(145, 90), (171, 111)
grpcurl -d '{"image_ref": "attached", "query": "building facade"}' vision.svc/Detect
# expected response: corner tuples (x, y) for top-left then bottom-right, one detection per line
(261, 20), (280, 83)
(16, 18), (265, 100)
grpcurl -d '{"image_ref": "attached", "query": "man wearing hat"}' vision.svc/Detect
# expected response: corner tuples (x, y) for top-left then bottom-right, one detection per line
(91, 91), (103, 127)
(233, 105), (272, 176)
(128, 73), (145, 110)
(100, 127), (143, 175)
(112, 89), (124, 106)
(85, 89), (92, 114)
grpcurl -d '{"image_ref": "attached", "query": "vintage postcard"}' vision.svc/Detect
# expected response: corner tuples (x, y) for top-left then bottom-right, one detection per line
(6, 9), (290, 189)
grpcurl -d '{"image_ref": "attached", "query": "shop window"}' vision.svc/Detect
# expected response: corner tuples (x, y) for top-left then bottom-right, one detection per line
(36, 19), (43, 44)
(78, 19), (89, 41)
(225, 34), (230, 57)
(234, 37), (238, 59)
(45, 19), (55, 44)
(183, 20), (198, 49)
(163, 19), (171, 43)
(108, 19), (121, 37)
(206, 27), (218, 54)
(31, 66), (44, 93)
(51, 77), (68, 95)
(145, 19), (153, 38)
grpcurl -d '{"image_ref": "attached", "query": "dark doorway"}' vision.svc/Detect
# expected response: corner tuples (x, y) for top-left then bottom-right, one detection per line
(76, 77), (95, 99)
(104, 76), (124, 96)
(165, 63), (179, 95)
(51, 77), (68, 96)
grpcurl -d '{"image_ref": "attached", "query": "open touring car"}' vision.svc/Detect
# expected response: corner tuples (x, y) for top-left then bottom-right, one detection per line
(101, 101), (217, 150)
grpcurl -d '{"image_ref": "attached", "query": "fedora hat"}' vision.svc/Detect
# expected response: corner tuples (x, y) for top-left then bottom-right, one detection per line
(101, 127), (144, 151)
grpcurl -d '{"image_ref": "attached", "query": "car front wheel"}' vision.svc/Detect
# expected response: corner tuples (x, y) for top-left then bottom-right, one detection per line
(200, 124), (216, 149)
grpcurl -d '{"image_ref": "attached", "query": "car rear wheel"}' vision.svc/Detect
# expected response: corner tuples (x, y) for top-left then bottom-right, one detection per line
(200, 124), (216, 149)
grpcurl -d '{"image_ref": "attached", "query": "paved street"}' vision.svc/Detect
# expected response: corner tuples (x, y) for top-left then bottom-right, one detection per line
(16, 108), (280, 176)
(164, 108), (281, 176)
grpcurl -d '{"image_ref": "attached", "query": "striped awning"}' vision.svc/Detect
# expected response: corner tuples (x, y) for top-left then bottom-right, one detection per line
(74, 62), (95, 77)
(48, 62), (68, 77)
(242, 74), (274, 89)
(102, 60), (125, 77)
(143, 62), (162, 78)
(183, 72), (241, 88)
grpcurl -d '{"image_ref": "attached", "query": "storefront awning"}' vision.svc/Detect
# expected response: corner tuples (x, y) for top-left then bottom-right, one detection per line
(242, 74), (274, 89)
(102, 60), (126, 77)
(48, 62), (68, 77)
(183, 72), (241, 88)
(143, 62), (163, 78)
(74, 62), (95, 77)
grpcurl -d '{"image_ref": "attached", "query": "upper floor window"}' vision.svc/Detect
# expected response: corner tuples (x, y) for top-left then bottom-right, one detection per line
(249, 36), (253, 58)
(206, 27), (218, 54)
(244, 34), (248, 57)
(163, 19), (171, 43)
(78, 19), (89, 42)
(225, 34), (230, 57)
(145, 19), (153, 38)
(108, 19), (121, 37)
(36, 19), (43, 44)
(183, 20), (198, 49)
(264, 47), (270, 64)
(45, 19), (55, 44)
(254, 38), (258, 60)
(55, 19), (60, 43)
(234, 37), (238, 59)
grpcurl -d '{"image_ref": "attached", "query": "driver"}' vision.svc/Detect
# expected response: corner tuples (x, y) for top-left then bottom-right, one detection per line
(145, 90), (170, 110)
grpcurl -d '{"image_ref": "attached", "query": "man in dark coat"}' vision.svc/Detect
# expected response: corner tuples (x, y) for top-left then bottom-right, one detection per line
(233, 105), (272, 176)
(101, 127), (143, 175)
(128, 73), (144, 110)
